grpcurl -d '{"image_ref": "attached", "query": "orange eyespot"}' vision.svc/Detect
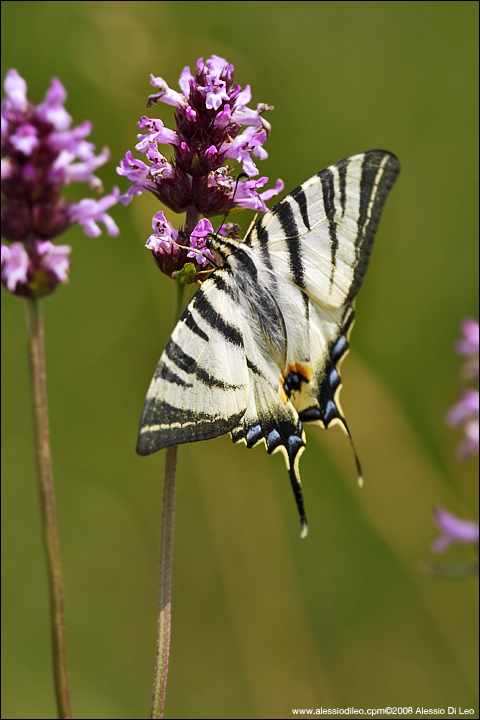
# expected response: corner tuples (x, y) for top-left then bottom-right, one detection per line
(280, 363), (313, 402)
(285, 363), (313, 382)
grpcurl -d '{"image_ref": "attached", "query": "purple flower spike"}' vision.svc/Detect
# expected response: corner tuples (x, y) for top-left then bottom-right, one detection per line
(2, 69), (119, 298)
(432, 508), (479, 554)
(116, 55), (283, 282)
(117, 56), (282, 268)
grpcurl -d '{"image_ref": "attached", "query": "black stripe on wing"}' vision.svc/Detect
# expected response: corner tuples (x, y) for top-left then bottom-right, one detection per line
(159, 365), (193, 388)
(138, 400), (246, 454)
(245, 221), (275, 272)
(337, 159), (348, 216)
(163, 339), (195, 374)
(348, 150), (400, 300)
(276, 201), (306, 289)
(162, 339), (241, 389)
(183, 308), (209, 342)
(246, 358), (264, 376)
(318, 167), (338, 291)
(192, 287), (244, 347)
(290, 186), (311, 230)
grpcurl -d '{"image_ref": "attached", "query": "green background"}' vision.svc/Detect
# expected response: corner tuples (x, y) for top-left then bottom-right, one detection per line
(2, 1), (478, 718)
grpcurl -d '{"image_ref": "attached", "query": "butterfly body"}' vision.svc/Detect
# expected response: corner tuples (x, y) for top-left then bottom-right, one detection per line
(137, 151), (401, 536)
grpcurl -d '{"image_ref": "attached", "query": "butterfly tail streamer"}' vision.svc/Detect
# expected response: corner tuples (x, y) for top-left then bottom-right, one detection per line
(266, 421), (309, 538)
(288, 452), (309, 538)
(340, 417), (364, 488)
(350, 436), (364, 489)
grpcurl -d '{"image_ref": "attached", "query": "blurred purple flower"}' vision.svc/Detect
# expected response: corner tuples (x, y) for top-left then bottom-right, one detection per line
(1, 242), (29, 292)
(431, 508), (479, 554)
(430, 318), (479, 573)
(70, 188), (120, 238)
(1, 69), (119, 297)
(446, 389), (479, 459)
(456, 318), (479, 358)
(1, 239), (71, 297)
(446, 319), (479, 459)
(117, 55), (283, 281)
(456, 318), (479, 380)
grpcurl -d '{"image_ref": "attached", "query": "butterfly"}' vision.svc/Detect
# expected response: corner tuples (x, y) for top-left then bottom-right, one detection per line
(137, 150), (400, 536)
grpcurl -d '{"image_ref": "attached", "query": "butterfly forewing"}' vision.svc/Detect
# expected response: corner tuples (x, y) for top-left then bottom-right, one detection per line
(138, 150), (400, 535)
(137, 268), (249, 454)
(245, 150), (400, 307)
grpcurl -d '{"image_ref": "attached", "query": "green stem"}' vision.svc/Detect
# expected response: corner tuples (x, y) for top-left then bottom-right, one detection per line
(150, 282), (185, 719)
(25, 298), (73, 719)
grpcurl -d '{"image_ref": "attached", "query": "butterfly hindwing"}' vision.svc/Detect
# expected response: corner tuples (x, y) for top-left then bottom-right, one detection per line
(229, 320), (309, 537)
(137, 150), (400, 535)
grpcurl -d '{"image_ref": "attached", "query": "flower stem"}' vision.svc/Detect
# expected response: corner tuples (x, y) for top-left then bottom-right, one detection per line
(150, 281), (185, 719)
(25, 297), (73, 720)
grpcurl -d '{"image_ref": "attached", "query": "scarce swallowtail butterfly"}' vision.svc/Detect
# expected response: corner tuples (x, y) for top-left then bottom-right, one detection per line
(137, 150), (400, 537)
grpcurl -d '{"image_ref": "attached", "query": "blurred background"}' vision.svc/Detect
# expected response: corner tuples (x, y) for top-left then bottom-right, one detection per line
(1, 2), (478, 718)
